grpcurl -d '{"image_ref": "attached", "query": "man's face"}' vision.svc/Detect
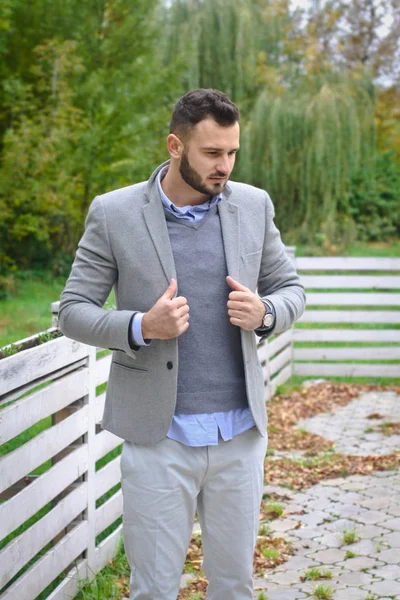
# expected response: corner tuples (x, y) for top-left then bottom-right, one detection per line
(179, 118), (240, 196)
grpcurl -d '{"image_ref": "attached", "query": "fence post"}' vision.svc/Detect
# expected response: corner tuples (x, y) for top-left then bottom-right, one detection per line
(285, 246), (296, 376)
(51, 301), (60, 328)
(85, 344), (98, 576)
(49, 300), (98, 580)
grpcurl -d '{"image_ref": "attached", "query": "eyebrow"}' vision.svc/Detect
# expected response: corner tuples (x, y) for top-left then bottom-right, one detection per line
(201, 146), (240, 152)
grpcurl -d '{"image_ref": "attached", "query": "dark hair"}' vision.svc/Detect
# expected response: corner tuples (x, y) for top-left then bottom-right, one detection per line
(170, 89), (239, 139)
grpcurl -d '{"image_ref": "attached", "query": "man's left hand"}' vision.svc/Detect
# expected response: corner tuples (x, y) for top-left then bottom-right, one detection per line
(226, 276), (265, 331)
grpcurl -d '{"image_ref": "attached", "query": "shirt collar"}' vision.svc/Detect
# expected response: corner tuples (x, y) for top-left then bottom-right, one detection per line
(157, 166), (222, 216)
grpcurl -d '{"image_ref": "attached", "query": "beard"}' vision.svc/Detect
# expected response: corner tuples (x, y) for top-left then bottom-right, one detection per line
(179, 150), (227, 197)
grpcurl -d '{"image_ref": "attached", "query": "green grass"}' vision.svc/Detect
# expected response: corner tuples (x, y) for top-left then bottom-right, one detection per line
(312, 583), (334, 599)
(296, 240), (400, 257)
(342, 528), (359, 545)
(0, 271), (65, 346)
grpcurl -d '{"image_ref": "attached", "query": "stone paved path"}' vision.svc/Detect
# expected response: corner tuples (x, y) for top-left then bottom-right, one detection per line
(252, 389), (400, 600)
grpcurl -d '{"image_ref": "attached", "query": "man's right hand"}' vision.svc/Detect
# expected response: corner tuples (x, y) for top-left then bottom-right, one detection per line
(141, 279), (189, 340)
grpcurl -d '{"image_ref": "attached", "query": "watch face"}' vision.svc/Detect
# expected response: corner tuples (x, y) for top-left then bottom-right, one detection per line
(263, 313), (274, 328)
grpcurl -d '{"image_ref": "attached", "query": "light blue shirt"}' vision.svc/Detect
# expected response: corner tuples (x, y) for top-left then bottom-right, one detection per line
(131, 167), (256, 446)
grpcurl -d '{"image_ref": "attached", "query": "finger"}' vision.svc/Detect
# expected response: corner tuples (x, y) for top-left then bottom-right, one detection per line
(227, 299), (247, 310)
(228, 309), (243, 319)
(162, 278), (177, 300)
(229, 316), (243, 327)
(228, 291), (248, 302)
(176, 304), (190, 318)
(226, 275), (249, 292)
(173, 296), (188, 309)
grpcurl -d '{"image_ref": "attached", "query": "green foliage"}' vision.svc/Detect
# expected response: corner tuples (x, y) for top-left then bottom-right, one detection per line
(236, 72), (376, 244)
(348, 150), (400, 241)
(0, 0), (399, 276)
(0, 0), (183, 275)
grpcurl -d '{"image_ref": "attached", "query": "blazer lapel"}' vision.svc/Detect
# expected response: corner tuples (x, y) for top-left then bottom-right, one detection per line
(219, 190), (240, 281)
(142, 165), (177, 286)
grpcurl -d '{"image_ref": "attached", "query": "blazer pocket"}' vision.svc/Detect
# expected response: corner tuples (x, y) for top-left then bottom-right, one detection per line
(241, 248), (262, 263)
(112, 360), (148, 373)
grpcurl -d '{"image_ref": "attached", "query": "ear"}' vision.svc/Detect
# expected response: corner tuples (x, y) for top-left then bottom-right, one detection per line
(167, 133), (184, 159)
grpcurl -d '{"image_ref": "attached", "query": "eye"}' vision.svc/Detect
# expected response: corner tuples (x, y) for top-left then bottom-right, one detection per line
(207, 151), (218, 156)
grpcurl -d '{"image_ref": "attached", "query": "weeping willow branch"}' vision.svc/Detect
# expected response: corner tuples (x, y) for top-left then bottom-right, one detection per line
(236, 73), (376, 243)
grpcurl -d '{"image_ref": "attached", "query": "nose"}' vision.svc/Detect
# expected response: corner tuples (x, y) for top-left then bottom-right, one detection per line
(216, 155), (231, 175)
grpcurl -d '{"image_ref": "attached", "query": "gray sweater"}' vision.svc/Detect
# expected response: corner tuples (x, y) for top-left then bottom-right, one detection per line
(165, 207), (248, 414)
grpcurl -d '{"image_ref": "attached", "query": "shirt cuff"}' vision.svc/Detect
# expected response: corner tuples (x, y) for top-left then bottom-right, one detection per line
(131, 312), (152, 346)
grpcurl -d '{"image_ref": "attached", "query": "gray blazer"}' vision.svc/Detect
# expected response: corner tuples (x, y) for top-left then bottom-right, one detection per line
(59, 161), (305, 444)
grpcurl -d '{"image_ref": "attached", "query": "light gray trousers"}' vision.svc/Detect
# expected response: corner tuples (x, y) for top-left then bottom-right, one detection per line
(120, 427), (267, 600)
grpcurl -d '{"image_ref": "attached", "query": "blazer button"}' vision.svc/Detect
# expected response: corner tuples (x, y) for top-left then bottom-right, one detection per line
(166, 361), (173, 370)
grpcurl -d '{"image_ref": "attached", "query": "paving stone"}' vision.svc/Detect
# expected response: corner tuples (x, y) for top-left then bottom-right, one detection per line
(352, 509), (390, 525)
(260, 589), (308, 600)
(280, 555), (321, 570)
(342, 538), (377, 556)
(336, 556), (385, 571)
(351, 524), (391, 539)
(298, 510), (332, 527)
(325, 518), (357, 532)
(368, 563), (400, 579)
(268, 569), (302, 585)
(269, 518), (302, 533)
(381, 517), (400, 531)
(383, 531), (400, 547)
(337, 570), (379, 586)
(373, 548), (400, 563)
(334, 503), (364, 518)
(333, 587), (374, 600)
(363, 578), (400, 595)
(313, 532), (343, 548)
(291, 527), (321, 540)
(306, 547), (347, 563)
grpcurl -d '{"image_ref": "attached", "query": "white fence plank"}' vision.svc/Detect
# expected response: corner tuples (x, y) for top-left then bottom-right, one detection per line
(44, 558), (88, 600)
(95, 524), (123, 573)
(0, 483), (87, 588)
(294, 329), (400, 342)
(0, 336), (90, 397)
(269, 364), (292, 397)
(296, 257), (400, 271)
(94, 429), (123, 462)
(0, 445), (88, 541)
(0, 406), (89, 495)
(306, 293), (400, 306)
(269, 346), (292, 377)
(95, 456), (121, 501)
(257, 341), (269, 364)
(95, 354), (112, 387)
(265, 329), (293, 359)
(299, 310), (400, 324)
(299, 275), (400, 289)
(95, 392), (106, 424)
(294, 363), (400, 378)
(0, 521), (88, 600)
(0, 368), (89, 446)
(95, 489), (123, 536)
(294, 347), (400, 361)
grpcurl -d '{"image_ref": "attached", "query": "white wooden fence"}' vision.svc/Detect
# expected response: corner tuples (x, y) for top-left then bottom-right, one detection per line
(0, 323), (291, 600)
(0, 334), (122, 600)
(0, 254), (399, 600)
(293, 256), (400, 378)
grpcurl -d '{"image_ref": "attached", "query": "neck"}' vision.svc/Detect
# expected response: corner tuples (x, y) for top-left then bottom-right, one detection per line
(161, 162), (211, 207)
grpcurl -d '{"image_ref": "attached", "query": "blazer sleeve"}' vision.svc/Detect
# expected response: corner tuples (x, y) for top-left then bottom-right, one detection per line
(59, 196), (139, 357)
(257, 193), (306, 335)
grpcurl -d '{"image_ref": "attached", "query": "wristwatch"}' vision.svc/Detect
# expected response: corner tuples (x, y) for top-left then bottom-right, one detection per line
(260, 300), (275, 329)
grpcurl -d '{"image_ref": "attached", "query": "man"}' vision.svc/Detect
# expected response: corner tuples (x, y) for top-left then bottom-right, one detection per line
(59, 89), (305, 600)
